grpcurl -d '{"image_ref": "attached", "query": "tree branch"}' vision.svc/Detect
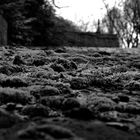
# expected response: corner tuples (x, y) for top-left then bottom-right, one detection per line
(52, 0), (69, 9)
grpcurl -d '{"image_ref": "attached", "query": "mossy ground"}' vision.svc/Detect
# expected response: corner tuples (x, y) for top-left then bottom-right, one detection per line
(0, 46), (140, 140)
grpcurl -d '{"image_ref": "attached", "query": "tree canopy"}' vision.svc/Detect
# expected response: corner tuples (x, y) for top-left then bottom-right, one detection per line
(0, 0), (80, 46)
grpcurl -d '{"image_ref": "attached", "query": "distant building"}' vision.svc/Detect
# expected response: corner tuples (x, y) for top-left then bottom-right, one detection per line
(0, 11), (8, 46)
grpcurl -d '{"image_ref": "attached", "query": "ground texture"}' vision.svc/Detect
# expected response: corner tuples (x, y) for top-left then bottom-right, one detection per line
(0, 46), (140, 140)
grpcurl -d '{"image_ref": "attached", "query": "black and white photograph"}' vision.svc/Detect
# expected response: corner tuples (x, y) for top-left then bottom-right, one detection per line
(0, 0), (140, 140)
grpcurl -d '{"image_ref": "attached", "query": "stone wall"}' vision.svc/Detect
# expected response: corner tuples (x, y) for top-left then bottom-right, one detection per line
(64, 31), (120, 47)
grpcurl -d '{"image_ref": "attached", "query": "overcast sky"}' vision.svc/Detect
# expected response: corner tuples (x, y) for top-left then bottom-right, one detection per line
(55, 0), (118, 25)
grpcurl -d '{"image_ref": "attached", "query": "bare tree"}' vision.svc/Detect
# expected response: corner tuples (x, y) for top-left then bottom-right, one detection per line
(102, 0), (140, 48)
(51, 0), (69, 8)
(123, 0), (140, 47)
(77, 19), (91, 32)
(101, 7), (121, 34)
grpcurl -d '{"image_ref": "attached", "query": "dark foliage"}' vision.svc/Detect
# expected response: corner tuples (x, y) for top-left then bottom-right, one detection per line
(0, 0), (80, 46)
